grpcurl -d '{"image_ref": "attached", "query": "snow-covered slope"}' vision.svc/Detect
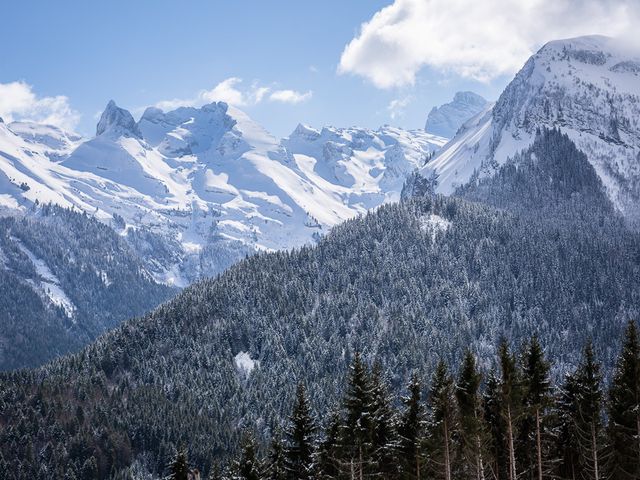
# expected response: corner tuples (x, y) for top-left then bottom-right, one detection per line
(283, 123), (447, 210)
(0, 102), (445, 285)
(424, 91), (488, 138)
(421, 35), (640, 223)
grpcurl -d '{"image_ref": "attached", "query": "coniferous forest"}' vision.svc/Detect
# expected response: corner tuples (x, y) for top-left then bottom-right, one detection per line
(166, 325), (640, 480)
(1, 130), (639, 479)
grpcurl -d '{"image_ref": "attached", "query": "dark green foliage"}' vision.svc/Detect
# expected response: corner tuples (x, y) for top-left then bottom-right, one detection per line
(425, 360), (456, 480)
(0, 204), (175, 370)
(167, 448), (190, 480)
(517, 336), (551, 479)
(606, 321), (640, 480)
(397, 374), (424, 479)
(234, 434), (261, 480)
(284, 384), (315, 480)
(454, 350), (489, 480)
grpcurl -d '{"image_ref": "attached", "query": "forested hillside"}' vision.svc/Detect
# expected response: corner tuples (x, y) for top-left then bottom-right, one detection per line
(164, 325), (640, 480)
(1, 131), (639, 478)
(0, 205), (176, 370)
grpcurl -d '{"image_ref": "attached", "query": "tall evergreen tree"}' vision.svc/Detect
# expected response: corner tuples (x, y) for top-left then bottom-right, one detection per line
(455, 350), (488, 480)
(606, 321), (640, 480)
(233, 433), (261, 480)
(397, 374), (424, 479)
(340, 352), (375, 479)
(519, 336), (551, 480)
(316, 411), (342, 480)
(425, 360), (456, 480)
(573, 342), (603, 480)
(555, 369), (581, 480)
(498, 341), (523, 480)
(264, 433), (287, 480)
(484, 370), (509, 480)
(285, 383), (316, 480)
(370, 361), (399, 478)
(167, 448), (190, 480)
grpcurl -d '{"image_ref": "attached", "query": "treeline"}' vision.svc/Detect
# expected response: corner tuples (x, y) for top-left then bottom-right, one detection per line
(169, 322), (640, 480)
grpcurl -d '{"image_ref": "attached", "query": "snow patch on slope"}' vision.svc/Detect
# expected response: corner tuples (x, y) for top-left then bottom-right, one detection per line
(14, 239), (75, 318)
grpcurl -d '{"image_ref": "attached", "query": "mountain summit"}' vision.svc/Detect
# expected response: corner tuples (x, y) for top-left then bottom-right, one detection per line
(96, 100), (142, 138)
(425, 91), (488, 138)
(419, 35), (640, 224)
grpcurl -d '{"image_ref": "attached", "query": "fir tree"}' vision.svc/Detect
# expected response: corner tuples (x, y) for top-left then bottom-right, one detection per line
(285, 383), (316, 480)
(606, 321), (640, 480)
(233, 433), (261, 480)
(425, 360), (456, 480)
(397, 373), (424, 479)
(316, 411), (342, 480)
(498, 341), (523, 480)
(370, 361), (399, 478)
(340, 352), (375, 479)
(455, 350), (488, 480)
(167, 448), (190, 480)
(519, 336), (551, 480)
(264, 434), (287, 480)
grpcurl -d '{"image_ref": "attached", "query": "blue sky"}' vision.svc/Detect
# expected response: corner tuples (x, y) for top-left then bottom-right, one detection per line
(1, 0), (635, 138)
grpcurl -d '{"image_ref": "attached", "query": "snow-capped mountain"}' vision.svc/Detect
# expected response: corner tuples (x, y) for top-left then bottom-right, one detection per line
(0, 102), (445, 285)
(421, 35), (640, 224)
(424, 91), (488, 138)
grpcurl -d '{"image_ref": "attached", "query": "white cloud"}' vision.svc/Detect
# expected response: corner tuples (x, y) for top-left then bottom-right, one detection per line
(0, 81), (80, 130)
(153, 78), (312, 111)
(338, 0), (639, 88)
(269, 89), (313, 104)
(387, 95), (412, 120)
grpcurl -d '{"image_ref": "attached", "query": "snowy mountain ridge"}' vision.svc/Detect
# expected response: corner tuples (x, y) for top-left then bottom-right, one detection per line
(420, 35), (640, 224)
(0, 101), (446, 285)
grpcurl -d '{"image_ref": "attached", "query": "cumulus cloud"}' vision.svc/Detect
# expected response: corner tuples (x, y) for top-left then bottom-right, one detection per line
(0, 81), (80, 130)
(387, 96), (412, 120)
(269, 89), (313, 104)
(338, 0), (639, 88)
(154, 78), (312, 111)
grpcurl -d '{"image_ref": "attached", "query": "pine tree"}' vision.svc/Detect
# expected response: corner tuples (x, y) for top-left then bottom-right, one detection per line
(555, 369), (581, 480)
(316, 411), (342, 480)
(208, 462), (226, 480)
(498, 341), (523, 480)
(167, 448), (190, 480)
(519, 336), (551, 480)
(573, 342), (603, 480)
(484, 370), (509, 480)
(370, 361), (399, 478)
(233, 433), (261, 480)
(397, 373), (424, 479)
(340, 352), (374, 479)
(455, 350), (488, 480)
(606, 321), (640, 480)
(285, 383), (316, 480)
(425, 360), (456, 480)
(264, 433), (287, 480)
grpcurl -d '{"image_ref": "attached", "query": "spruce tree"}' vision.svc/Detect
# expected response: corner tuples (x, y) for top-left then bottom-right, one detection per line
(519, 336), (551, 480)
(264, 433), (287, 480)
(167, 448), (190, 480)
(425, 360), (456, 480)
(484, 370), (509, 480)
(606, 321), (640, 480)
(316, 411), (342, 480)
(340, 352), (375, 479)
(370, 361), (399, 478)
(233, 432), (261, 480)
(397, 373), (424, 479)
(455, 350), (488, 480)
(285, 383), (316, 480)
(498, 341), (523, 480)
(555, 369), (581, 480)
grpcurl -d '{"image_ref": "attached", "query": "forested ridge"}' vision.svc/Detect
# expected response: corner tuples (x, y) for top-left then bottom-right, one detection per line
(166, 324), (640, 480)
(1, 130), (639, 478)
(0, 205), (176, 370)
